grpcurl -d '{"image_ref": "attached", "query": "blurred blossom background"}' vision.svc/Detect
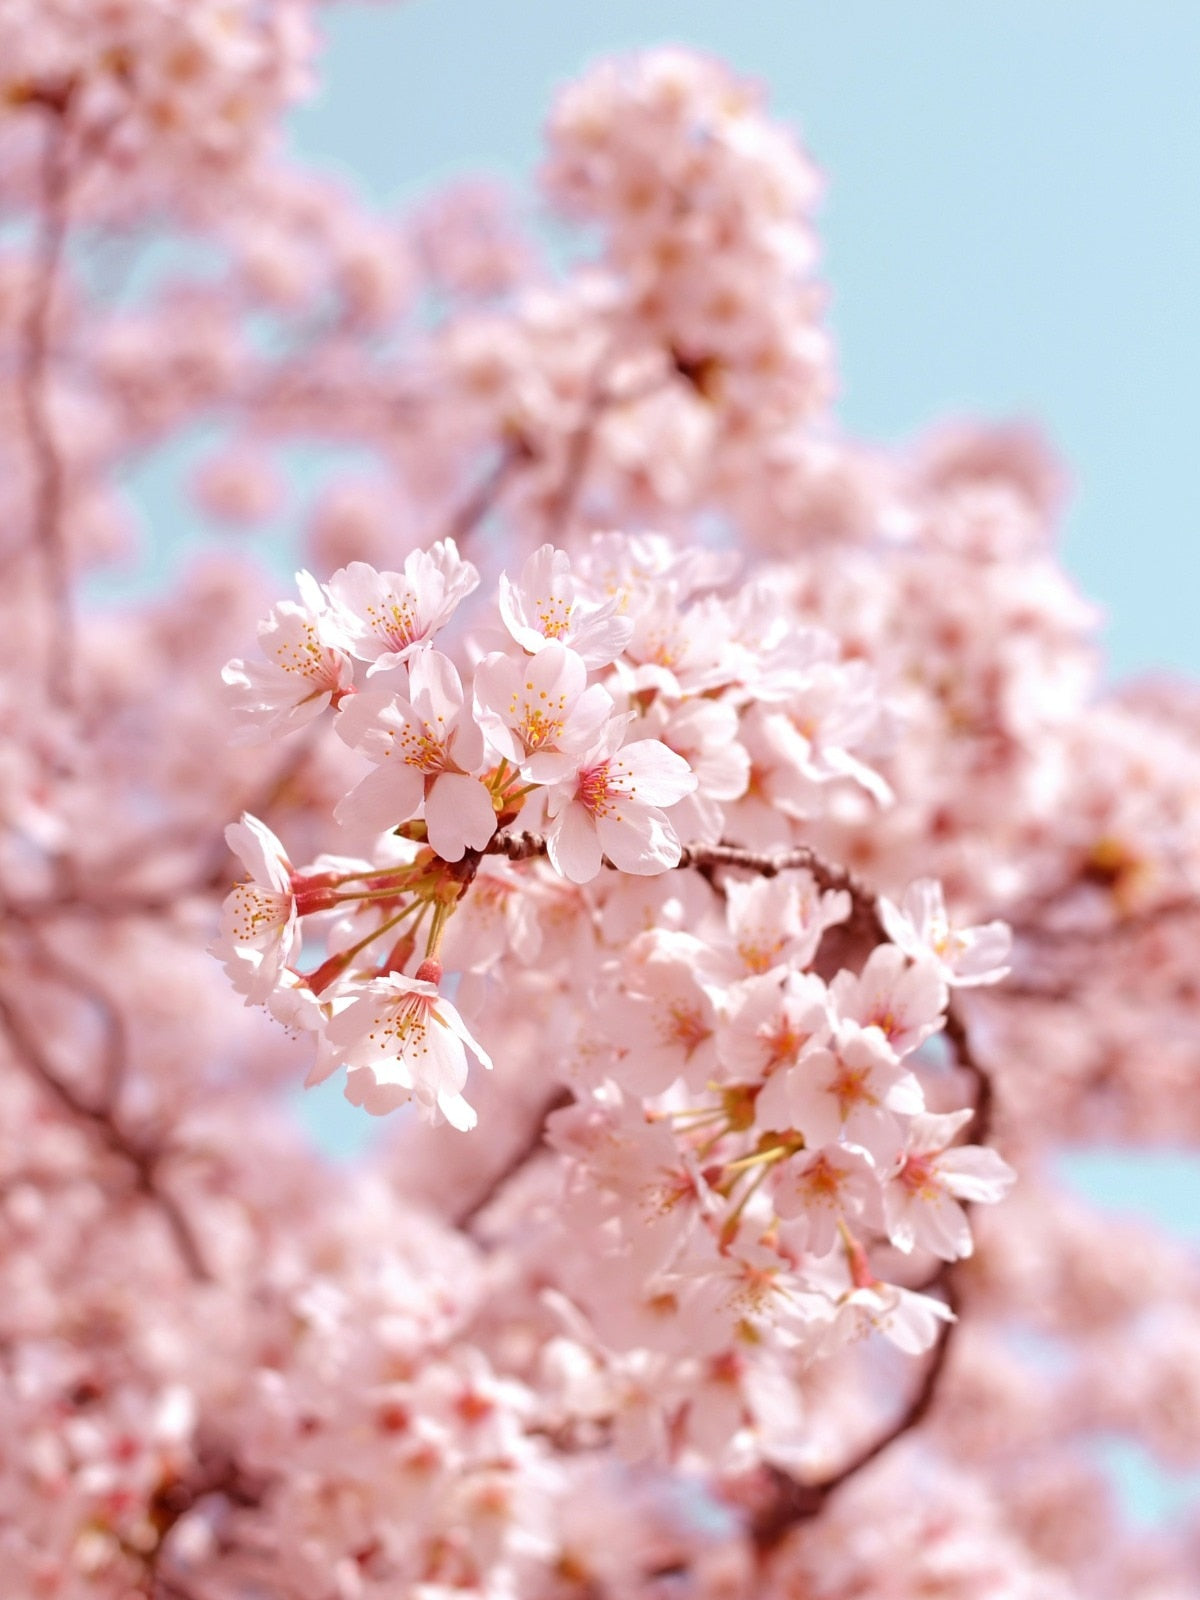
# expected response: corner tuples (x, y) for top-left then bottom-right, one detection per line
(7, 0), (1200, 1584)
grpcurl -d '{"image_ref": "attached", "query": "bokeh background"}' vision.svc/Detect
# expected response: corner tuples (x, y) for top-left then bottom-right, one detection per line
(114, 0), (1200, 1518)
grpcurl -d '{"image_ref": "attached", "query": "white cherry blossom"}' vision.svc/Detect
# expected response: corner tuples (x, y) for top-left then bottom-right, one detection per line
(324, 540), (479, 673)
(879, 877), (1013, 987)
(324, 970), (493, 1130)
(543, 723), (696, 883)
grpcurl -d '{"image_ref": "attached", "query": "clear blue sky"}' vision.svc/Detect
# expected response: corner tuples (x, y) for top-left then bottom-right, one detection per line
(290, 0), (1200, 682)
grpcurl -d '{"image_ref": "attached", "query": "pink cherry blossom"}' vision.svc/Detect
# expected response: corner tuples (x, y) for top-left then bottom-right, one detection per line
(543, 724), (696, 883)
(499, 542), (633, 668)
(334, 648), (496, 861)
(830, 943), (948, 1057)
(211, 812), (299, 1004)
(598, 930), (720, 1095)
(879, 877), (1013, 986)
(772, 1143), (880, 1256)
(324, 539), (479, 673)
(325, 972), (493, 1131)
(705, 870), (850, 986)
(222, 570), (355, 739)
(717, 970), (832, 1083)
(9, 21), (1199, 1596)
(761, 1020), (925, 1159)
(884, 1109), (1016, 1258)
(472, 640), (614, 782)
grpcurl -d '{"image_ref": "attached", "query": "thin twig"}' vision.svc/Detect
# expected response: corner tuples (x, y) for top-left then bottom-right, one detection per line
(750, 1273), (960, 1554)
(10, 915), (130, 1109)
(17, 108), (74, 706)
(452, 1086), (572, 1233)
(943, 1003), (994, 1146)
(0, 987), (212, 1282)
(543, 357), (613, 540)
(484, 831), (886, 936)
(443, 435), (531, 549)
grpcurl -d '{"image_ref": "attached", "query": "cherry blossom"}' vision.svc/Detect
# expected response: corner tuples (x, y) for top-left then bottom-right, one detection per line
(211, 812), (300, 1004)
(498, 542), (634, 668)
(543, 724), (697, 882)
(221, 570), (355, 738)
(472, 640), (614, 782)
(880, 876), (1014, 986)
(884, 1110), (1016, 1258)
(3, 17), (1197, 1599)
(334, 647), (496, 861)
(324, 540), (479, 673)
(324, 969), (493, 1130)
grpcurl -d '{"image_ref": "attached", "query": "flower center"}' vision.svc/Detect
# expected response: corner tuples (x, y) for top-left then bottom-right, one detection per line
(364, 588), (422, 652)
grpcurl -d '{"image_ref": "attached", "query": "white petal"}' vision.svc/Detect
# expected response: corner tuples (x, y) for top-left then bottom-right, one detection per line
(547, 802), (603, 884)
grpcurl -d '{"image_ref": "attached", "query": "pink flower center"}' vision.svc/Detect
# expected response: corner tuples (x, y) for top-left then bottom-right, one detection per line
(831, 1062), (877, 1119)
(577, 760), (617, 817)
(660, 1000), (710, 1057)
(898, 1154), (940, 1199)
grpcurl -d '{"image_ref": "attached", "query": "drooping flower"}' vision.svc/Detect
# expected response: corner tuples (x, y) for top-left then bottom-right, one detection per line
(210, 813), (299, 1004)
(323, 969), (493, 1130)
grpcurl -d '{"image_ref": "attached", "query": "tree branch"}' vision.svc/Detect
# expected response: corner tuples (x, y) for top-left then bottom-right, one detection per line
(751, 1271), (960, 1553)
(18, 107), (75, 706)
(443, 434), (532, 549)
(452, 1086), (572, 1233)
(0, 987), (212, 1282)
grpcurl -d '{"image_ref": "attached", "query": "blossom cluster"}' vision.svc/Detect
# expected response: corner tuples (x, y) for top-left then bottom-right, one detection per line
(215, 532), (891, 1121)
(0, 0), (315, 194)
(4, 11), (1200, 1598)
(215, 530), (1014, 1465)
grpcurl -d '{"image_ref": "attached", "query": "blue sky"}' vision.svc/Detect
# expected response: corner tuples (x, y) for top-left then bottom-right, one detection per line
(290, 0), (1200, 682)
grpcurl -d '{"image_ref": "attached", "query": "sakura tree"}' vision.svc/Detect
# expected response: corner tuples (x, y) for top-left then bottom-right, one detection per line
(1, 7), (1199, 1598)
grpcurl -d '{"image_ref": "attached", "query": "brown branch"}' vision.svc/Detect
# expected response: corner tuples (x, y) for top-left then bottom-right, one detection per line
(9, 912), (130, 1108)
(17, 107), (75, 706)
(443, 434), (532, 549)
(678, 842), (884, 927)
(452, 1086), (573, 1233)
(750, 1273), (960, 1554)
(943, 1002), (994, 1147)
(0, 987), (212, 1282)
(484, 832), (886, 946)
(542, 355), (616, 540)
(747, 1006), (996, 1557)
(143, 1446), (267, 1600)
